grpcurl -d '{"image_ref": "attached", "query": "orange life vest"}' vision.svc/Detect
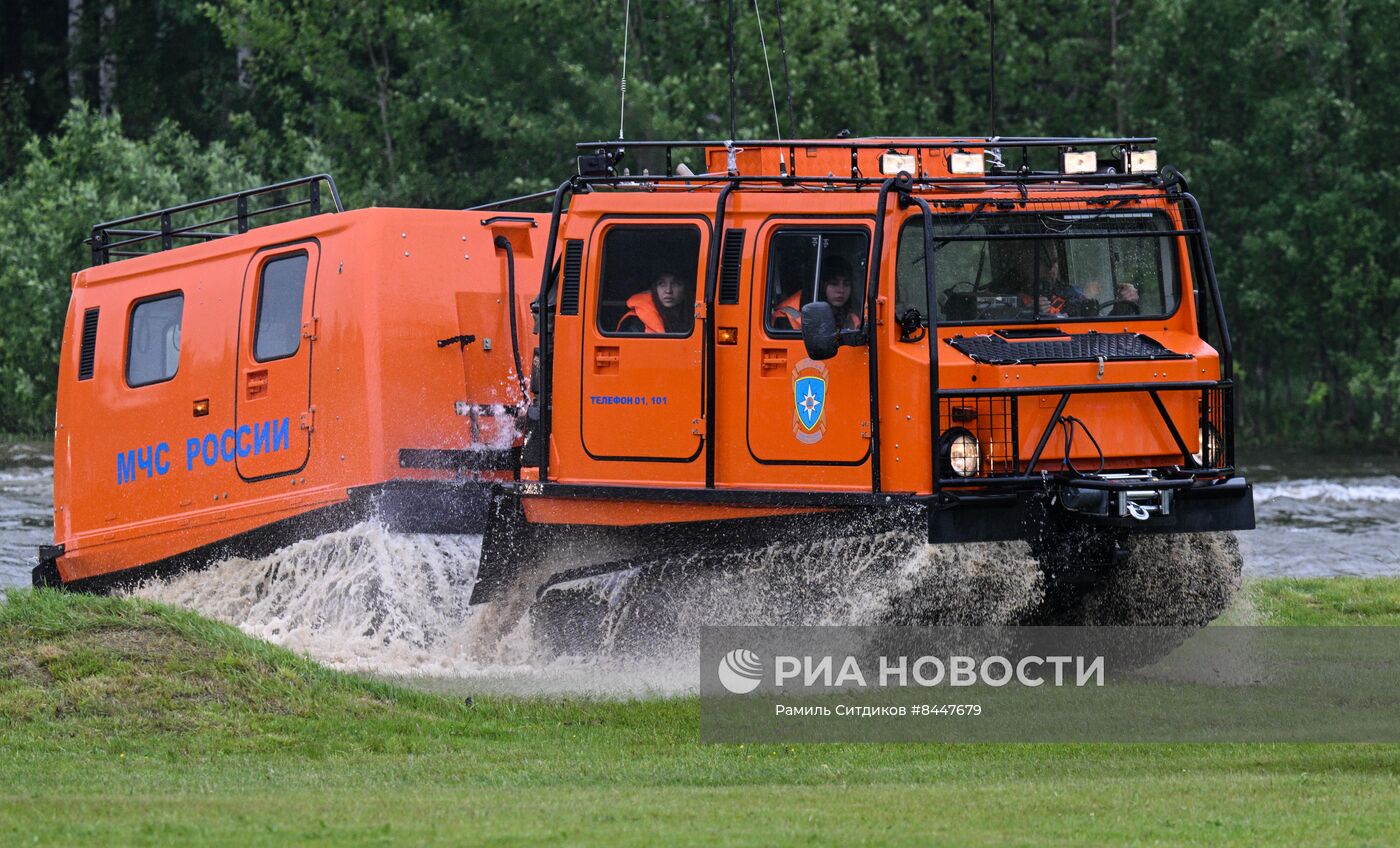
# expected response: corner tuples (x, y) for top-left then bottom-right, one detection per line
(771, 291), (804, 329)
(616, 291), (667, 333)
(770, 291), (862, 331)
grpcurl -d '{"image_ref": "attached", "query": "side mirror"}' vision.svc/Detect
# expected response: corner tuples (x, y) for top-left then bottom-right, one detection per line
(800, 302), (840, 360)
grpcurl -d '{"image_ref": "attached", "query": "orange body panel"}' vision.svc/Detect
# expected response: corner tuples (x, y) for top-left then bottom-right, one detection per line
(547, 187), (1214, 502)
(54, 209), (547, 582)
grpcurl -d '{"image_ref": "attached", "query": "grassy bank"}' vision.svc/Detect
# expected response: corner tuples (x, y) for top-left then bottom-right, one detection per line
(1, 580), (1398, 846)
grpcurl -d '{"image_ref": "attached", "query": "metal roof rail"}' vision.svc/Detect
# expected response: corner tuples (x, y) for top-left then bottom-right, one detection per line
(87, 173), (343, 266)
(572, 136), (1160, 184)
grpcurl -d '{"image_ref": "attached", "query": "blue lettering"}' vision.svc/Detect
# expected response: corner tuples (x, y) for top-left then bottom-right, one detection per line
(135, 445), (154, 477)
(117, 450), (137, 485)
(271, 417), (290, 452)
(121, 417), (296, 483)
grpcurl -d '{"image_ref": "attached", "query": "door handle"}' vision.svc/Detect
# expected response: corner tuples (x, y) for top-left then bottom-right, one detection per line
(760, 348), (787, 375)
(246, 369), (269, 399)
(593, 346), (620, 374)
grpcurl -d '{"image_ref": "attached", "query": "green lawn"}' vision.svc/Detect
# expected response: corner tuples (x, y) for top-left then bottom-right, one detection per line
(1, 580), (1398, 847)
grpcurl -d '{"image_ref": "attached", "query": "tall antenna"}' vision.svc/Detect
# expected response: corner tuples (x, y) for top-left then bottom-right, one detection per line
(774, 0), (796, 136)
(727, 0), (737, 138)
(618, 0), (631, 139)
(988, 0), (998, 137)
(753, 0), (782, 140)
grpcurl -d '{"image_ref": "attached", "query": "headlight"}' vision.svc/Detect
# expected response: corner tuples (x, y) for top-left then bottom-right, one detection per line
(940, 429), (981, 478)
(1191, 424), (1223, 468)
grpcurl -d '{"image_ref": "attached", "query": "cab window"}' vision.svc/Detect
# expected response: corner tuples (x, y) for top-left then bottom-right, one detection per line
(126, 293), (183, 387)
(765, 230), (870, 336)
(254, 252), (309, 361)
(896, 210), (1179, 324)
(596, 226), (701, 336)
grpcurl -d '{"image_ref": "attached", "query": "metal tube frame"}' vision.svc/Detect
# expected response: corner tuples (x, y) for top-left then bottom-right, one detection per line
(88, 174), (343, 266)
(534, 178), (577, 484)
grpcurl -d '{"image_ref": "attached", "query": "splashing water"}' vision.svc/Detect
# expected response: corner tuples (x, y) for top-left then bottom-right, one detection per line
(130, 524), (487, 675)
(130, 521), (1052, 695)
(128, 520), (1244, 694)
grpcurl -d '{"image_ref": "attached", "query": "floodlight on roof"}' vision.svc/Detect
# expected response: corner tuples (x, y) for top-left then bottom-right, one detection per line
(1060, 150), (1097, 175)
(948, 151), (985, 175)
(1125, 149), (1158, 174)
(880, 152), (917, 176)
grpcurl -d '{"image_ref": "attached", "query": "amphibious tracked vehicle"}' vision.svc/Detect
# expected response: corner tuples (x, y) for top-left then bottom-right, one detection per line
(37, 136), (1255, 628)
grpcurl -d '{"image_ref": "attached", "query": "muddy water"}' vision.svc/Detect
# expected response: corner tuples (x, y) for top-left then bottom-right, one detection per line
(0, 443), (52, 591)
(1, 441), (1397, 694)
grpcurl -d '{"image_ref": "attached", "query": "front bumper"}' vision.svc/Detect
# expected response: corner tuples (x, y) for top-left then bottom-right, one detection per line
(928, 476), (1255, 544)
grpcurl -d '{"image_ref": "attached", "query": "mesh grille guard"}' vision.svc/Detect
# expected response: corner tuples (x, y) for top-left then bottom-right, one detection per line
(945, 331), (1189, 366)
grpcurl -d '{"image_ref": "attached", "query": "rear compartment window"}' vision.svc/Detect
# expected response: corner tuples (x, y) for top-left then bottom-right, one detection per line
(596, 226), (702, 336)
(126, 294), (183, 387)
(896, 210), (1179, 325)
(765, 229), (870, 336)
(254, 252), (309, 360)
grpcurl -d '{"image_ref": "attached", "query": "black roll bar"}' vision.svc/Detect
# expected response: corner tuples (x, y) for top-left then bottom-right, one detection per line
(863, 178), (900, 493)
(899, 190), (941, 495)
(1181, 193), (1233, 379)
(702, 184), (739, 489)
(534, 178), (577, 484)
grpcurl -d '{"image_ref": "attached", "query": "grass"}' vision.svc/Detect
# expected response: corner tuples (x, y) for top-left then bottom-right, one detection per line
(0, 579), (1397, 846)
(1243, 577), (1400, 625)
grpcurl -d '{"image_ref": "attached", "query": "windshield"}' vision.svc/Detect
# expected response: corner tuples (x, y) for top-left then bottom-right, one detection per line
(896, 210), (1180, 324)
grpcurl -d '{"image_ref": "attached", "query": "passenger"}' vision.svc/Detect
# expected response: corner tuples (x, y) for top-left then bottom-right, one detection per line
(771, 257), (862, 331)
(616, 272), (693, 334)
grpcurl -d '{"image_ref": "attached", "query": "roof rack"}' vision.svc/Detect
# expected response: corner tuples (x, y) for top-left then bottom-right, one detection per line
(573, 136), (1159, 185)
(87, 173), (343, 266)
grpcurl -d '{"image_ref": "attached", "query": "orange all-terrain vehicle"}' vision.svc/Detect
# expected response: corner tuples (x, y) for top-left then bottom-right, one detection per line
(36, 136), (1255, 625)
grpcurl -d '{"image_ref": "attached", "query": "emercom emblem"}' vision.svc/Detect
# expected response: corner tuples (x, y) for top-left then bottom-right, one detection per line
(791, 358), (829, 444)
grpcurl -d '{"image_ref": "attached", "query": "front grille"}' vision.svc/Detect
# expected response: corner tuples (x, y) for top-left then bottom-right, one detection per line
(946, 331), (1189, 365)
(1201, 385), (1233, 469)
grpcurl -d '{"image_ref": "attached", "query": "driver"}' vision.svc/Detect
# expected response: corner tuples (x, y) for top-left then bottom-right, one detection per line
(1014, 245), (1095, 317)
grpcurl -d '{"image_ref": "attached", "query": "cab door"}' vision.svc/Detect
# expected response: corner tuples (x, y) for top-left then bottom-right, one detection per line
(579, 220), (707, 465)
(747, 223), (872, 463)
(235, 241), (319, 479)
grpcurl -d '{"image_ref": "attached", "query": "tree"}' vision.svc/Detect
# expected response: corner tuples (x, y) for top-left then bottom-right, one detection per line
(0, 105), (259, 434)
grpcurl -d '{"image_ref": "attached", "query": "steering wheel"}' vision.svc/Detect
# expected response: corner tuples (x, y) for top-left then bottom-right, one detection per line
(937, 280), (977, 307)
(1098, 299), (1142, 316)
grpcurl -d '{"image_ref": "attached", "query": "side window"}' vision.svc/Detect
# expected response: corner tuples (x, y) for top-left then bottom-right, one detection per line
(765, 230), (870, 336)
(126, 293), (183, 387)
(254, 252), (310, 361)
(597, 226), (701, 336)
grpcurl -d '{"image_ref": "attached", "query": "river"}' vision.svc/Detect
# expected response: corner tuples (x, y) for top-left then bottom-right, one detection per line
(3, 441), (1397, 591)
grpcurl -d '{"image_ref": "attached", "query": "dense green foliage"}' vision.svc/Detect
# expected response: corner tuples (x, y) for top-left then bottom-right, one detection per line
(1, 583), (1398, 845)
(1, 0), (1396, 443)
